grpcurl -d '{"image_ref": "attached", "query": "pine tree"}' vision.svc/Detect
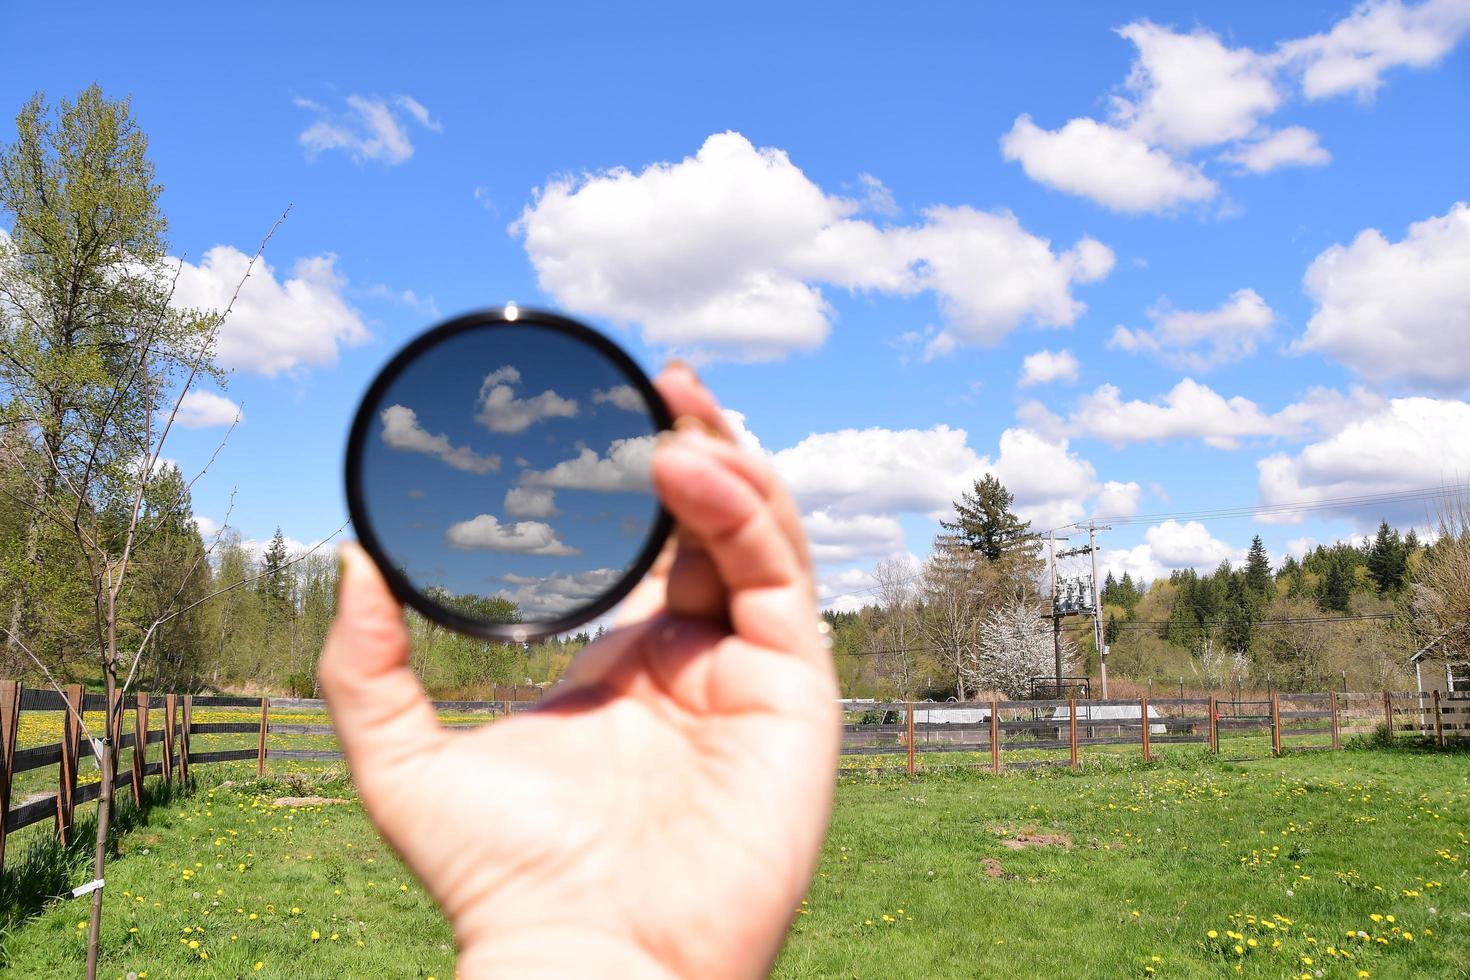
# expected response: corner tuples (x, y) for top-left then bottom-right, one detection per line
(1245, 535), (1273, 601)
(1318, 550), (1353, 613)
(939, 475), (1037, 563)
(1367, 520), (1407, 593)
(1102, 571), (1118, 604)
(259, 528), (290, 607)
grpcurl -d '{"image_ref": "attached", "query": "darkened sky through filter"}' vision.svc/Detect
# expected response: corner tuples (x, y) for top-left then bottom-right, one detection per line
(358, 323), (660, 622)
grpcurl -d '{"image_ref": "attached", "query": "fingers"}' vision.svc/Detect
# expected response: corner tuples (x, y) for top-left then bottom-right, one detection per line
(318, 542), (445, 788)
(653, 427), (823, 666)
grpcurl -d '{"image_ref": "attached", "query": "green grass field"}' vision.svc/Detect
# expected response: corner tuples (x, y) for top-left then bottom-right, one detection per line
(1, 741), (1466, 978)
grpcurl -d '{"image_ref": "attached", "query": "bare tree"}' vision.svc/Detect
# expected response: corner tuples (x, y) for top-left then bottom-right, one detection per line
(868, 556), (924, 699)
(920, 540), (988, 701)
(1411, 495), (1470, 666)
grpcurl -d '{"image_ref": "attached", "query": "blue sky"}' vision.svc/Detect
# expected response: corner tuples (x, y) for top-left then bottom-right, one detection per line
(4, 0), (1468, 610)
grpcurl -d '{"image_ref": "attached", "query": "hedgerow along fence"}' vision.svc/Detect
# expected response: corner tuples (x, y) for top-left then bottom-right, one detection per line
(839, 689), (1470, 775)
(0, 682), (1464, 878)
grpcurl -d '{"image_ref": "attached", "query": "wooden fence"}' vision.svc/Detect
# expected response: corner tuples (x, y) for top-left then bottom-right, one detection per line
(838, 689), (1470, 775)
(0, 682), (1463, 878)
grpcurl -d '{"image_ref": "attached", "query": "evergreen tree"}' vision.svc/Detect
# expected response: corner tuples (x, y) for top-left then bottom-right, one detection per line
(1317, 550), (1353, 613)
(1104, 612), (1119, 647)
(1244, 535), (1273, 601)
(1102, 571), (1119, 604)
(259, 528), (291, 607)
(1367, 520), (1407, 593)
(939, 475), (1037, 562)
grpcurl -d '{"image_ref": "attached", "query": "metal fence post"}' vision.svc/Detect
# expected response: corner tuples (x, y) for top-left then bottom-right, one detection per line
(990, 698), (1001, 775)
(905, 701), (916, 777)
(1139, 696), (1151, 762)
(1207, 695), (1218, 753)
(1068, 697), (1079, 769)
(256, 697), (269, 777)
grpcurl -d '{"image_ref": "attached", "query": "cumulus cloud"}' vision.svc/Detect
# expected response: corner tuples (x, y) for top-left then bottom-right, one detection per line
(1146, 520), (1244, 568)
(1000, 116), (1217, 213)
(1110, 288), (1275, 370)
(1297, 202), (1470, 390)
(475, 366), (579, 433)
(1257, 397), (1470, 525)
(1278, 0), (1470, 100)
(1094, 480), (1143, 519)
(166, 247), (368, 376)
(175, 390), (242, 428)
(1019, 349), (1080, 387)
(504, 486), (558, 519)
(1220, 126), (1331, 173)
(803, 511), (907, 564)
(1070, 379), (1283, 449)
(380, 405), (500, 474)
(591, 385), (646, 413)
(494, 568), (624, 619)
(522, 435), (656, 492)
(445, 514), (579, 555)
(515, 131), (1112, 359)
(296, 94), (441, 165)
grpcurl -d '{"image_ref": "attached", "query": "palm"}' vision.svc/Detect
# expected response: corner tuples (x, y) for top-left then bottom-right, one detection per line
(321, 365), (838, 978)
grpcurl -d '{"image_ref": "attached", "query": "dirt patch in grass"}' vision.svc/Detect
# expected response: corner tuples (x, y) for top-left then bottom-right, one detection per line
(981, 858), (1006, 878)
(1000, 832), (1072, 850)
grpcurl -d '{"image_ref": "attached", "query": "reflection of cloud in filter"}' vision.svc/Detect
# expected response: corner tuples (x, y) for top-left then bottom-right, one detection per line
(475, 365), (579, 433)
(521, 434), (655, 491)
(592, 385), (646, 413)
(381, 405), (500, 473)
(495, 567), (624, 619)
(445, 514), (579, 555)
(504, 486), (559, 518)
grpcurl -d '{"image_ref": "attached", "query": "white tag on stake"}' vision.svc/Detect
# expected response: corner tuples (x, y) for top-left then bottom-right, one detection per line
(72, 879), (104, 898)
(89, 738), (106, 769)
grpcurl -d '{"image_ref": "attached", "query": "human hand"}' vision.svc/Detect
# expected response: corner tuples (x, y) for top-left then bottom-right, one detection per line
(318, 364), (840, 978)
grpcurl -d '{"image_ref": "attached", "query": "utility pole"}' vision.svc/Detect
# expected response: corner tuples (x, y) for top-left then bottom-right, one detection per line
(1049, 530), (1062, 694)
(1088, 521), (1111, 698)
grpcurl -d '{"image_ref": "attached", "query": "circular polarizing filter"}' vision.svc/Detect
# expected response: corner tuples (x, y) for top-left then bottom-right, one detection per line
(345, 306), (674, 642)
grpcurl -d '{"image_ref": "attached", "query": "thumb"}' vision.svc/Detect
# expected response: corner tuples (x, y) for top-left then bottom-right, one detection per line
(319, 542), (444, 785)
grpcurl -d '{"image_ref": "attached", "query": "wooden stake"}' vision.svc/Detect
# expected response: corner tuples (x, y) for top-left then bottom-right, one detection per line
(1382, 690), (1393, 739)
(905, 701), (916, 777)
(1433, 689), (1444, 747)
(132, 694), (148, 804)
(162, 693), (176, 783)
(1207, 695), (1218, 753)
(1270, 692), (1282, 757)
(180, 695), (192, 784)
(1068, 697), (1079, 769)
(1140, 696), (1151, 762)
(58, 683), (83, 845)
(0, 681), (21, 872)
(1329, 690), (1340, 752)
(256, 697), (269, 777)
(990, 698), (1001, 775)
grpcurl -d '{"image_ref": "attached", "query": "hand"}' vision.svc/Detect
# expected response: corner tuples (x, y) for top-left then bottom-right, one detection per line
(318, 364), (840, 978)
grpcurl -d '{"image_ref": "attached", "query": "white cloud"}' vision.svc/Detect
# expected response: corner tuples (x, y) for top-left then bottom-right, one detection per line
(445, 514), (579, 556)
(1019, 349), (1080, 387)
(380, 404), (500, 474)
(1297, 201), (1470, 390)
(1110, 288), (1275, 370)
(721, 409), (764, 452)
(1145, 520), (1243, 568)
(1279, 0), (1470, 100)
(494, 568), (624, 619)
(1220, 126), (1331, 173)
(1257, 397), (1470, 525)
(1094, 480), (1143, 519)
(175, 390), (242, 428)
(296, 94), (441, 164)
(515, 131), (1112, 359)
(803, 511), (907, 564)
(1112, 20), (1281, 149)
(523, 435), (656, 492)
(855, 172), (899, 217)
(591, 385), (646, 413)
(1070, 379), (1282, 449)
(504, 486), (559, 519)
(816, 565), (881, 614)
(475, 365), (579, 434)
(167, 247), (369, 376)
(1000, 115), (1218, 213)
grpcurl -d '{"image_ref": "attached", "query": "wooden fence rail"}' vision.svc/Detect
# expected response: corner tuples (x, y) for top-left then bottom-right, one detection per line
(0, 684), (1463, 877)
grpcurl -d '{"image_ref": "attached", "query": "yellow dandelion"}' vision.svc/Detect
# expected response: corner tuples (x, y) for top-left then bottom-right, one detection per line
(1207, 930), (1218, 939)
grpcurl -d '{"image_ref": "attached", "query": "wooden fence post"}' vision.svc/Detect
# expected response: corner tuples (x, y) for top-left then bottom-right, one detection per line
(1068, 697), (1079, 769)
(132, 693), (148, 804)
(179, 695), (192, 784)
(1139, 697), (1151, 762)
(990, 698), (1001, 775)
(1382, 690), (1393, 740)
(1270, 693), (1282, 757)
(256, 697), (269, 777)
(1329, 690), (1340, 752)
(58, 683), (83, 845)
(1208, 695), (1218, 753)
(1433, 690), (1444, 747)
(905, 702), (916, 777)
(0, 681), (21, 872)
(162, 693), (176, 783)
